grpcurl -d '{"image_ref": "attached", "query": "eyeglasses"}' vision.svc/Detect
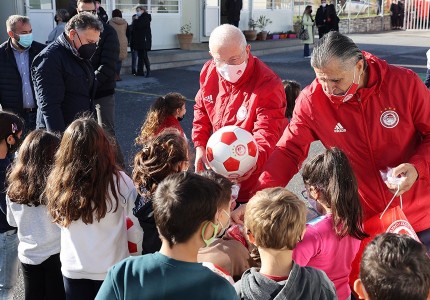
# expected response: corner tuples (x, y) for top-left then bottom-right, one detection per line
(78, 10), (97, 15)
(212, 49), (247, 67)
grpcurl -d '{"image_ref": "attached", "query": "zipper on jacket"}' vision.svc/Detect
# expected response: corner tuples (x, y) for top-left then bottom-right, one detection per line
(358, 97), (388, 211)
(219, 83), (232, 128)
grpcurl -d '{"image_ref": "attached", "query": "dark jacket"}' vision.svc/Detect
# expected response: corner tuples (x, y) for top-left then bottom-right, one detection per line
(31, 33), (96, 133)
(90, 23), (119, 99)
(0, 39), (45, 116)
(131, 12), (152, 51)
(226, 0), (243, 22)
(315, 5), (329, 33)
(234, 264), (338, 300)
(132, 190), (161, 255)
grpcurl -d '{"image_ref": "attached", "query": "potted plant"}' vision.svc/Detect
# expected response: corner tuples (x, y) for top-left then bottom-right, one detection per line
(287, 30), (297, 39)
(243, 18), (257, 41)
(256, 15), (272, 41)
(272, 32), (280, 40)
(177, 22), (193, 50)
(279, 32), (288, 39)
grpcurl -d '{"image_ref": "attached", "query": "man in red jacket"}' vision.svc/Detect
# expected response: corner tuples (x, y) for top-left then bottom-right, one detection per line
(192, 24), (286, 203)
(256, 31), (430, 250)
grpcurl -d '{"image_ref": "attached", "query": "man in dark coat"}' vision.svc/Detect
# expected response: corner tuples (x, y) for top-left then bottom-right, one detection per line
(77, 0), (124, 165)
(0, 15), (45, 132)
(31, 13), (102, 133)
(225, 0), (243, 27)
(131, 5), (152, 77)
(315, 0), (329, 38)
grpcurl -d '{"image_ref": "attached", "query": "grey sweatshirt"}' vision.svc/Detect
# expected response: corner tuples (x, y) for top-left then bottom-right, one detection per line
(234, 263), (338, 300)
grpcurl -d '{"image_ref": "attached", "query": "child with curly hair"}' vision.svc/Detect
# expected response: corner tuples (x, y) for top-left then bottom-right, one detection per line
(133, 129), (189, 254)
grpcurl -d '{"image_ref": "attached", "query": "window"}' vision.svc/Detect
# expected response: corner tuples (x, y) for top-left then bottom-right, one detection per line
(29, 0), (53, 9)
(253, 0), (292, 9)
(114, 0), (179, 14)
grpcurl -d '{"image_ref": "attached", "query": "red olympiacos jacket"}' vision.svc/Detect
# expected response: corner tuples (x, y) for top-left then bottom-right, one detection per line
(192, 53), (287, 202)
(258, 51), (430, 232)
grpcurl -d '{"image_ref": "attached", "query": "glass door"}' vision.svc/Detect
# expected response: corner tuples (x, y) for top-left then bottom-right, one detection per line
(26, 0), (56, 44)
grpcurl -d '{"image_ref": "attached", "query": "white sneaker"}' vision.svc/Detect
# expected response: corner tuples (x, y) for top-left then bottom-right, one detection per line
(304, 56), (311, 58)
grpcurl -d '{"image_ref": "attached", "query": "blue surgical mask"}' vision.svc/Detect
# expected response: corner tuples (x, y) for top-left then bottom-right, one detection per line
(136, 11), (142, 17)
(17, 33), (33, 48)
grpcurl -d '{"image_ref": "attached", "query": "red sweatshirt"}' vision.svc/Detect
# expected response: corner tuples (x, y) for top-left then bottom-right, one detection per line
(193, 53), (287, 202)
(259, 51), (430, 232)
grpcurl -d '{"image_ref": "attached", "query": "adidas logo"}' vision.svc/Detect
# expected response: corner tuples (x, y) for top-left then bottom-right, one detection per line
(334, 123), (346, 133)
(203, 95), (213, 103)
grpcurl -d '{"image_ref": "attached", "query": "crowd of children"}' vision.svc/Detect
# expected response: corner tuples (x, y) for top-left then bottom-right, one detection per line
(1, 81), (430, 300)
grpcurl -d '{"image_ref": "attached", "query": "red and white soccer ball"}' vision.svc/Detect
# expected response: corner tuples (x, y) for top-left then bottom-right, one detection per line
(125, 216), (143, 256)
(206, 126), (258, 179)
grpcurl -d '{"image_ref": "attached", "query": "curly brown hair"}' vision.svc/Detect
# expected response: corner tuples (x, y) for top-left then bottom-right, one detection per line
(135, 93), (186, 145)
(133, 129), (189, 195)
(46, 118), (121, 227)
(7, 130), (60, 206)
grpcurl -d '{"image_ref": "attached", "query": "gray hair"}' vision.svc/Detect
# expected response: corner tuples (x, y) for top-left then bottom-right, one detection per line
(311, 31), (366, 70)
(65, 12), (103, 34)
(6, 15), (30, 32)
(209, 24), (247, 52)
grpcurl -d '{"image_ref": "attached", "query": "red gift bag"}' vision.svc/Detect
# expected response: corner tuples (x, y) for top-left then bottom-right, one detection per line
(349, 194), (420, 293)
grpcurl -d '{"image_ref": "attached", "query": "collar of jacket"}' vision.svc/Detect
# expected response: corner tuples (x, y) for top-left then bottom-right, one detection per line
(57, 32), (81, 59)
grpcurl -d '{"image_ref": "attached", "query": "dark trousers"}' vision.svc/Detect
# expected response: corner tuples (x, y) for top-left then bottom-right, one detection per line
(228, 20), (239, 27)
(21, 253), (65, 300)
(21, 110), (37, 133)
(304, 43), (310, 57)
(63, 276), (103, 300)
(137, 49), (150, 74)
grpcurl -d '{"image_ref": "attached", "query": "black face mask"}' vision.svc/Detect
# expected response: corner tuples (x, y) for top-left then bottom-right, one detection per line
(177, 116), (184, 122)
(6, 134), (22, 155)
(74, 32), (97, 60)
(310, 10), (313, 13)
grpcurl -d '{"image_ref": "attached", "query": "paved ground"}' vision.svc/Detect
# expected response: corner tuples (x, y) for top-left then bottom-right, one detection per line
(12, 29), (429, 299)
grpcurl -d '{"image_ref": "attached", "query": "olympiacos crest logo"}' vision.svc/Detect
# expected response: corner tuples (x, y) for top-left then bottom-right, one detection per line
(380, 109), (399, 129)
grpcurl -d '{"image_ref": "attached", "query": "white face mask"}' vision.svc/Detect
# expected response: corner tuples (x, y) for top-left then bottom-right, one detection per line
(217, 60), (247, 83)
(322, 3), (327, 7)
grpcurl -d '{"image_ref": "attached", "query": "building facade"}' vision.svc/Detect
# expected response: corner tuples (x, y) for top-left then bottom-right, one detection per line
(1, 0), (294, 49)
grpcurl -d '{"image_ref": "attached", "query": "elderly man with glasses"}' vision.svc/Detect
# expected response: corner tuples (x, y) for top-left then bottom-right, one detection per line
(192, 24), (287, 204)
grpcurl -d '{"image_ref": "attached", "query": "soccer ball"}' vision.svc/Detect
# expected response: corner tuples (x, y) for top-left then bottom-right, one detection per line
(206, 126), (258, 179)
(125, 216), (143, 256)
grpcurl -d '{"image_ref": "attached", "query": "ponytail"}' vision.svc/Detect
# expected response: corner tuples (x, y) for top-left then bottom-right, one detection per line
(302, 147), (368, 240)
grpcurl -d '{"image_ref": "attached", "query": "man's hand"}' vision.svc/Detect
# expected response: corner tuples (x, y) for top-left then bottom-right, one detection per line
(385, 163), (418, 196)
(235, 165), (257, 183)
(195, 146), (209, 172)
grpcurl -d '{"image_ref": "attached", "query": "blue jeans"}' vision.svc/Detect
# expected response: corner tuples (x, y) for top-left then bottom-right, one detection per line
(22, 111), (37, 133)
(0, 230), (19, 300)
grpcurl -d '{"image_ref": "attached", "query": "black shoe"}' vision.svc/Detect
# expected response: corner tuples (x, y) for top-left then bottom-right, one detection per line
(132, 70), (136, 75)
(136, 72), (145, 76)
(145, 71), (150, 78)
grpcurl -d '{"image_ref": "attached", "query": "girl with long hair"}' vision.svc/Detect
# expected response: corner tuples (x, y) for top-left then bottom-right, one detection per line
(6, 130), (64, 300)
(46, 118), (138, 300)
(135, 93), (186, 145)
(293, 147), (368, 300)
(133, 129), (189, 254)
